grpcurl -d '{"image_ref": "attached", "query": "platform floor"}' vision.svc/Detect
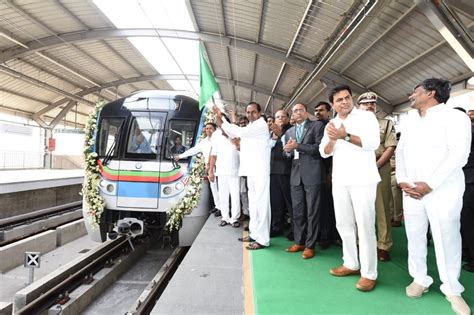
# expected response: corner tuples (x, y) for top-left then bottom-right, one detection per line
(155, 216), (474, 315)
(0, 169), (83, 193)
(153, 215), (245, 314)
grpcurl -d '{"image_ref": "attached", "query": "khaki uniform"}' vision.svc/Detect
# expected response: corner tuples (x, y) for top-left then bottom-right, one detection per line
(389, 154), (403, 222)
(375, 119), (397, 251)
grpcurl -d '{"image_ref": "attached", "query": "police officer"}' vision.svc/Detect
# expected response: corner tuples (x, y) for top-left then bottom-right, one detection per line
(358, 92), (397, 262)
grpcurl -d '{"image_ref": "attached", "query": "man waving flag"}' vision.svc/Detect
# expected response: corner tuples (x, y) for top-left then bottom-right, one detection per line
(199, 42), (219, 110)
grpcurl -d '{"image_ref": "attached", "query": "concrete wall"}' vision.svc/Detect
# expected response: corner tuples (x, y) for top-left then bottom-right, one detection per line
(0, 184), (82, 219)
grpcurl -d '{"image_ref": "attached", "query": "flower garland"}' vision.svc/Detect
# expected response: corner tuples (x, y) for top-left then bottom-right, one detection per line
(166, 109), (215, 231)
(81, 101), (106, 227)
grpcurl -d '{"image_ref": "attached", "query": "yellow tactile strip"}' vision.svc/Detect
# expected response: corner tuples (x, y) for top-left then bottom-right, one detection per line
(242, 225), (255, 315)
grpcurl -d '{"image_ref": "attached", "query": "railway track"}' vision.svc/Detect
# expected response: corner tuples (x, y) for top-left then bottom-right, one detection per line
(14, 232), (187, 315)
(0, 201), (82, 246)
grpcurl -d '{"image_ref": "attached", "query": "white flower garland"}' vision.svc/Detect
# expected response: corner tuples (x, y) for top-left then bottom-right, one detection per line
(166, 109), (214, 231)
(81, 101), (106, 227)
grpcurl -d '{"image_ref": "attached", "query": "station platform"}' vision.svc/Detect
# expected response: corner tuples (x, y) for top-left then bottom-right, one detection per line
(0, 169), (83, 194)
(0, 169), (83, 220)
(155, 215), (474, 314)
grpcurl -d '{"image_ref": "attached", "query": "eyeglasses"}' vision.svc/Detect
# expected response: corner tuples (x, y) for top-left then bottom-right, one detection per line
(292, 108), (305, 113)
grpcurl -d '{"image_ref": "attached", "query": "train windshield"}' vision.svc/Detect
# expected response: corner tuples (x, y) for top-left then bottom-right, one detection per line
(97, 118), (124, 157)
(167, 120), (197, 160)
(126, 115), (164, 158)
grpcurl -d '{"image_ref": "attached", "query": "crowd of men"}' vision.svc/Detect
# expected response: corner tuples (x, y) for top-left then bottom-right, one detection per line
(178, 78), (473, 315)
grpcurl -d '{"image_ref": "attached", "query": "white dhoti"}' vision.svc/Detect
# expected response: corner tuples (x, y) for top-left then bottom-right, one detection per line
(218, 175), (241, 224)
(209, 179), (220, 210)
(333, 183), (378, 280)
(247, 175), (271, 246)
(403, 182), (464, 296)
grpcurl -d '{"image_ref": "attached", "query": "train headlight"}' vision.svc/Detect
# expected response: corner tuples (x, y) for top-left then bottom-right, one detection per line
(163, 186), (172, 195)
(175, 182), (184, 191)
(106, 184), (115, 193)
(100, 180), (106, 187)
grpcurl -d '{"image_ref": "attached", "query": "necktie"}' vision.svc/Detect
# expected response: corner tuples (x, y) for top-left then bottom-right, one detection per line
(296, 124), (303, 143)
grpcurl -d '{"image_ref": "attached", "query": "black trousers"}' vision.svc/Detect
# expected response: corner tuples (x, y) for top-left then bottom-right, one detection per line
(318, 182), (340, 243)
(291, 184), (322, 249)
(461, 183), (474, 263)
(270, 174), (292, 233)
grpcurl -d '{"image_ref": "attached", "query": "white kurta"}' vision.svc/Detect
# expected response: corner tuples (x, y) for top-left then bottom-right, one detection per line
(221, 117), (271, 246)
(212, 133), (240, 223)
(396, 104), (471, 296)
(178, 135), (220, 210)
(319, 108), (380, 280)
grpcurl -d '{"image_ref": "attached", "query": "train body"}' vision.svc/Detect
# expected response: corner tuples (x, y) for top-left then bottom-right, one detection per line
(82, 90), (210, 246)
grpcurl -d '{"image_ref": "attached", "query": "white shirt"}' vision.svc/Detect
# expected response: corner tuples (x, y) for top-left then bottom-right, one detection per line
(221, 117), (271, 177)
(320, 107), (380, 186)
(396, 104), (471, 190)
(211, 133), (239, 176)
(178, 136), (212, 163)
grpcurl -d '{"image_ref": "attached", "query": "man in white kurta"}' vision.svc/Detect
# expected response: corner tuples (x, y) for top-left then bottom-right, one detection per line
(214, 103), (271, 249)
(177, 123), (220, 212)
(320, 85), (380, 292)
(209, 130), (241, 226)
(396, 78), (471, 315)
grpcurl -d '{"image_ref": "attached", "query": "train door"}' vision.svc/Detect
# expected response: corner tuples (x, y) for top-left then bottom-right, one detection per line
(116, 112), (166, 209)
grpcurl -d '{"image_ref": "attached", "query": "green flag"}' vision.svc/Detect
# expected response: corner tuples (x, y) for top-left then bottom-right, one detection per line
(199, 42), (219, 110)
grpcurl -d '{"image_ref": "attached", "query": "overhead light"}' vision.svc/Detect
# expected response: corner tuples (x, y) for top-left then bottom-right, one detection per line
(0, 32), (28, 48)
(468, 77), (474, 86)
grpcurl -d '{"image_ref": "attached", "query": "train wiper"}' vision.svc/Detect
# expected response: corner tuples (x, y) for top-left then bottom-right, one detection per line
(103, 125), (122, 166)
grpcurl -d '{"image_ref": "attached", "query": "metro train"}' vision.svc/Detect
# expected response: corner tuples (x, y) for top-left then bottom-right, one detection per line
(82, 90), (211, 246)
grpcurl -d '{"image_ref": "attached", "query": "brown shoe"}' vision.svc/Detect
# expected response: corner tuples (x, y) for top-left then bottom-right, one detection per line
(302, 248), (315, 259)
(286, 244), (305, 253)
(330, 265), (360, 277)
(356, 277), (376, 292)
(378, 249), (391, 261)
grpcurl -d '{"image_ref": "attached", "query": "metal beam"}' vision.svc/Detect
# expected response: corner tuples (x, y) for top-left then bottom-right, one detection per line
(0, 87), (50, 105)
(0, 65), (94, 105)
(264, 0), (313, 111)
(367, 41), (446, 88)
(0, 28), (314, 72)
(287, 0), (382, 107)
(47, 74), (290, 110)
(340, 4), (417, 73)
(415, 0), (474, 71)
(322, 70), (392, 114)
(256, 0), (265, 43)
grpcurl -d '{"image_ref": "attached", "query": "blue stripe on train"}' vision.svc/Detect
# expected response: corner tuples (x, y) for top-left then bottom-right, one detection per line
(117, 181), (161, 198)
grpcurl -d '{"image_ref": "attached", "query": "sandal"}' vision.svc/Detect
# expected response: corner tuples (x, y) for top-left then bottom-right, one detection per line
(232, 222), (241, 228)
(246, 242), (266, 250)
(238, 236), (255, 242)
(219, 220), (229, 227)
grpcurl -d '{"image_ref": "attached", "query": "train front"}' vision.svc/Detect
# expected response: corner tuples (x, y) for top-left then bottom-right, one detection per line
(82, 91), (211, 246)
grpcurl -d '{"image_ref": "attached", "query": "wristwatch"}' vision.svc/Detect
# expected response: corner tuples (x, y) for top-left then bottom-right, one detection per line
(344, 133), (351, 142)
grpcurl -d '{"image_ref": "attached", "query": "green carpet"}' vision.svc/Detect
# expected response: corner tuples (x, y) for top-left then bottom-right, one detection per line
(251, 225), (474, 314)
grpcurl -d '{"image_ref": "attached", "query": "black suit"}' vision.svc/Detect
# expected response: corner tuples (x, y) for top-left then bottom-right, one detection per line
(461, 124), (474, 264)
(284, 120), (325, 249)
(270, 124), (292, 235)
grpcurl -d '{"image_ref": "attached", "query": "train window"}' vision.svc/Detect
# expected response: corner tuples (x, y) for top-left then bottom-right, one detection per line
(97, 118), (124, 157)
(167, 120), (197, 159)
(126, 116), (163, 157)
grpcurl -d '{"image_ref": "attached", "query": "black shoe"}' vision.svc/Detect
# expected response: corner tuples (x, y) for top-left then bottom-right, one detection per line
(214, 210), (221, 217)
(333, 239), (343, 247)
(286, 232), (294, 242)
(319, 241), (330, 250)
(463, 263), (474, 273)
(210, 207), (218, 213)
(270, 229), (283, 237)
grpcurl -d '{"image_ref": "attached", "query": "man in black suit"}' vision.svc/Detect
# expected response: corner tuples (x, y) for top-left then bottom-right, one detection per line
(283, 103), (325, 259)
(269, 110), (293, 238)
(314, 101), (340, 249)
